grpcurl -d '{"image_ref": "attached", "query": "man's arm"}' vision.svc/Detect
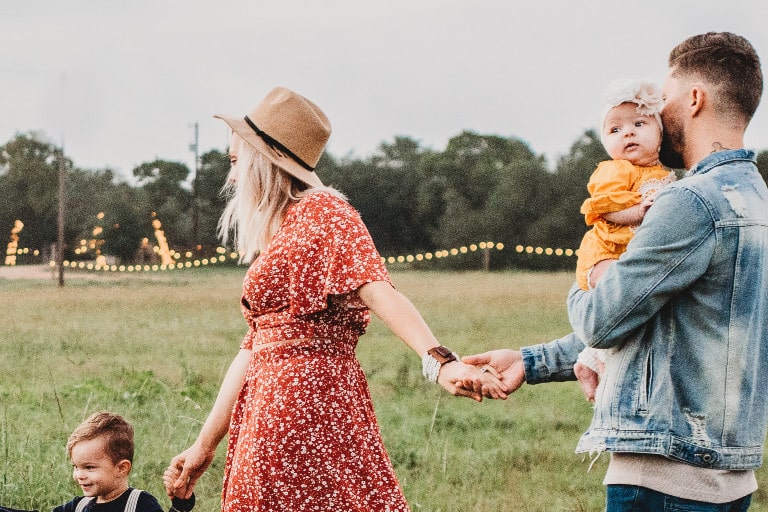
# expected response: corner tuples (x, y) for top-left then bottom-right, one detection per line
(520, 332), (585, 384)
(569, 186), (715, 349)
(461, 333), (585, 395)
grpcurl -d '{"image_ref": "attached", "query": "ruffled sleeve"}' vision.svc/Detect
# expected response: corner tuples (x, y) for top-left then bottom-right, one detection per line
(285, 192), (390, 316)
(580, 160), (640, 225)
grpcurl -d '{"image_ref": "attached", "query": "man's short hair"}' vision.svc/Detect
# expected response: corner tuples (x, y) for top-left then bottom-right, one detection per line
(669, 32), (763, 123)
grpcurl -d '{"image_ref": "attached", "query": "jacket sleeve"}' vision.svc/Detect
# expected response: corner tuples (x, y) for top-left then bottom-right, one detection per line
(521, 332), (585, 384)
(568, 184), (715, 349)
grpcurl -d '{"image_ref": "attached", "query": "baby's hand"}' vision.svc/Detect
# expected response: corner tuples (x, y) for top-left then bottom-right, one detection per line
(638, 197), (654, 218)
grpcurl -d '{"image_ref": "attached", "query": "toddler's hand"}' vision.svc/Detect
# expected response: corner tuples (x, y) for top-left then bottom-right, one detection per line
(574, 360), (604, 402)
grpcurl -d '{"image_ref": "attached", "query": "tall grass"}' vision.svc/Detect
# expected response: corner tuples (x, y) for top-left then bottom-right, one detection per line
(0, 269), (765, 511)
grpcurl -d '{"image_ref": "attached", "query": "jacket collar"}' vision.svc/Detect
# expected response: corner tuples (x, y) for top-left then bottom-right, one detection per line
(686, 148), (756, 177)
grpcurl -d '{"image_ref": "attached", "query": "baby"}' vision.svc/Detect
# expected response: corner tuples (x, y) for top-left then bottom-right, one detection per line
(575, 79), (676, 377)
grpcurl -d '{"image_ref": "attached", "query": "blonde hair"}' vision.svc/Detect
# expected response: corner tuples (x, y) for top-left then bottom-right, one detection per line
(66, 412), (134, 464)
(218, 133), (344, 262)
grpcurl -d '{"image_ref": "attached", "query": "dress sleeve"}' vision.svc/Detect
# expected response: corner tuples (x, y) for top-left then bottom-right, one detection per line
(580, 160), (641, 225)
(287, 193), (390, 316)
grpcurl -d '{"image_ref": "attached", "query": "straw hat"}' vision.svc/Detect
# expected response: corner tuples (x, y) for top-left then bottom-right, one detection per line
(215, 87), (331, 188)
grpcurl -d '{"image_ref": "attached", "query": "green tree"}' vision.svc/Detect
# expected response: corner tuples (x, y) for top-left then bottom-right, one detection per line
(427, 132), (546, 249)
(483, 158), (554, 246)
(133, 159), (192, 248)
(434, 132), (539, 205)
(756, 149), (768, 184)
(365, 137), (435, 254)
(319, 137), (436, 255)
(545, 129), (609, 252)
(194, 148), (231, 250)
(66, 168), (146, 263)
(0, 133), (64, 257)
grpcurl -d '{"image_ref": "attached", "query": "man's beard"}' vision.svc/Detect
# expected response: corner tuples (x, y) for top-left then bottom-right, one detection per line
(659, 130), (686, 170)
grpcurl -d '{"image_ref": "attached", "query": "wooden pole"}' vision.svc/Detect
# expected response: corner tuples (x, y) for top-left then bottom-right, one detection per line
(56, 148), (66, 287)
(190, 122), (199, 245)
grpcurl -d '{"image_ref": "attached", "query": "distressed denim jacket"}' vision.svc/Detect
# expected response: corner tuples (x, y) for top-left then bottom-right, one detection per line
(521, 149), (768, 470)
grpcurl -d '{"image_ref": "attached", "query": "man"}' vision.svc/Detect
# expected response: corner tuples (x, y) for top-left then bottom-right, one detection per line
(463, 32), (766, 511)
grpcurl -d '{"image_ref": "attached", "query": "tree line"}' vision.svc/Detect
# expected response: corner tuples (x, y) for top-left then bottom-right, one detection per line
(2, 131), (767, 271)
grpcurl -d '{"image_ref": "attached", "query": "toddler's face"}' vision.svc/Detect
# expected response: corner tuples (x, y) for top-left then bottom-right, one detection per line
(602, 102), (662, 166)
(70, 437), (130, 503)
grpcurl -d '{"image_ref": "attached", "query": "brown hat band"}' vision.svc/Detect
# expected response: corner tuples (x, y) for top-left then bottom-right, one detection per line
(243, 115), (316, 172)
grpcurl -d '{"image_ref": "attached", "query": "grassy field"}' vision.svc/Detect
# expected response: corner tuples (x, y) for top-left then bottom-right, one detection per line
(1, 268), (766, 511)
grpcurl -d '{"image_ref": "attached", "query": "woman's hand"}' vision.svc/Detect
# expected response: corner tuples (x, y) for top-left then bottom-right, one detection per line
(461, 349), (525, 396)
(165, 443), (216, 500)
(437, 360), (508, 401)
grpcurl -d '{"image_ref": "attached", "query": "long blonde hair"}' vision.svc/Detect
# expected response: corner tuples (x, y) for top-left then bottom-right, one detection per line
(218, 133), (344, 262)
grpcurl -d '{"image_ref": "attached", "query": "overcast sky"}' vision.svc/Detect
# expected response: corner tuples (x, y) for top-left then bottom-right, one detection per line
(2, 1), (766, 183)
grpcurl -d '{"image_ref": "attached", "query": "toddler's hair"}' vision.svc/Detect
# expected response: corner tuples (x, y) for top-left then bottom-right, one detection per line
(66, 412), (134, 464)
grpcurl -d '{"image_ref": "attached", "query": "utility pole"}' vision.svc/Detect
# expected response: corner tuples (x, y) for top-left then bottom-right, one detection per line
(189, 122), (200, 246)
(56, 147), (66, 287)
(56, 71), (68, 286)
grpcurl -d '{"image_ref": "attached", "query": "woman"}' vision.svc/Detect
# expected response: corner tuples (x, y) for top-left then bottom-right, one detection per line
(164, 87), (504, 511)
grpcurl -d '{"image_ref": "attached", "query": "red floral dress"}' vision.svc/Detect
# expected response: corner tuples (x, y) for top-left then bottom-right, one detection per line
(221, 191), (410, 512)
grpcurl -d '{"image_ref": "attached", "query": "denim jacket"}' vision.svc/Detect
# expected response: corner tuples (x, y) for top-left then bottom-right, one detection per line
(522, 149), (768, 470)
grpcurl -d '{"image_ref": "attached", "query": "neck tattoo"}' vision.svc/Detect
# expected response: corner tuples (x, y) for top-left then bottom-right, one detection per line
(711, 142), (731, 153)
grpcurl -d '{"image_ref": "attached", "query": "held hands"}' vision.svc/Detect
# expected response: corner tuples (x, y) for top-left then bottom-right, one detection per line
(437, 360), (508, 402)
(164, 443), (216, 500)
(456, 349), (525, 400)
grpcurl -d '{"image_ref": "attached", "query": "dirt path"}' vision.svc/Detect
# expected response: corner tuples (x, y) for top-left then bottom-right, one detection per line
(0, 264), (98, 280)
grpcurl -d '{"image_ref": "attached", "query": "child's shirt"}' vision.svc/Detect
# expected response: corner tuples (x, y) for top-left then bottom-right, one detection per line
(50, 488), (193, 512)
(580, 159), (675, 245)
(575, 159), (676, 290)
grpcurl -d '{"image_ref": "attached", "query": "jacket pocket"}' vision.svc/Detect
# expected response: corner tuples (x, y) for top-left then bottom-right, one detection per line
(637, 349), (653, 413)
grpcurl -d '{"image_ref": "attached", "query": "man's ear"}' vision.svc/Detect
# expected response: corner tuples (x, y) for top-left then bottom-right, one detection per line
(689, 84), (706, 117)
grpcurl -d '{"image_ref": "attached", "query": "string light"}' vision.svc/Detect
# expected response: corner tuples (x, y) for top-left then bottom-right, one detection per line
(4, 220), (24, 266)
(383, 241), (574, 265)
(151, 214), (174, 266)
(46, 239), (577, 274)
(54, 247), (241, 273)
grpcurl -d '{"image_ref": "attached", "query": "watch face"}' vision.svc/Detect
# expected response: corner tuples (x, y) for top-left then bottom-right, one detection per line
(428, 346), (456, 364)
(431, 346), (451, 357)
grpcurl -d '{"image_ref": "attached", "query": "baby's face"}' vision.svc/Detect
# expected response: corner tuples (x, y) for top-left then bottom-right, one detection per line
(70, 437), (130, 503)
(602, 102), (662, 166)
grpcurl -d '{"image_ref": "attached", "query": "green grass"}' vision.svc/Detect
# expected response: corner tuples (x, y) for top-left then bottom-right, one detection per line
(0, 269), (766, 511)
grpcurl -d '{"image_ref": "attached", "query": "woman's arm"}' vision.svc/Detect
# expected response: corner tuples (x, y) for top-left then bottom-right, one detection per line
(165, 348), (251, 499)
(357, 281), (507, 400)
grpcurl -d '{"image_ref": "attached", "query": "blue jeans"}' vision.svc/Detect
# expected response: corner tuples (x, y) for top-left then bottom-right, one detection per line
(606, 485), (752, 512)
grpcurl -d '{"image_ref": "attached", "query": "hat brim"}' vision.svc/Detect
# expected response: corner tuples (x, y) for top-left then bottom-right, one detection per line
(215, 113), (324, 189)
